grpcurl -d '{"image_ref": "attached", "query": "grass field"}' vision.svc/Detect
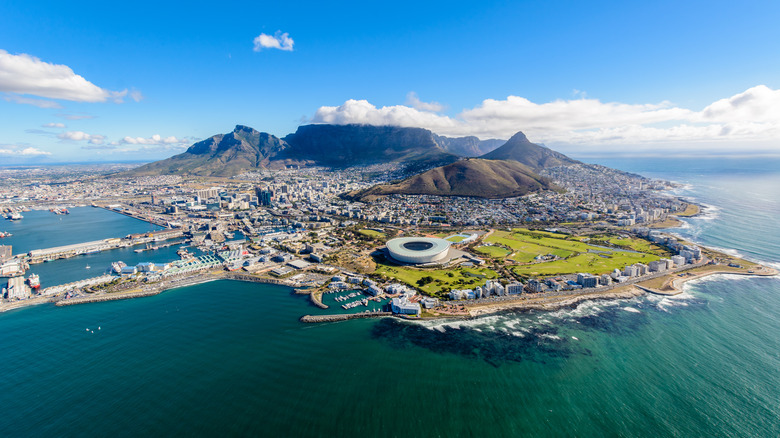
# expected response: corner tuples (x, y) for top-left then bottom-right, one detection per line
(482, 228), (663, 277)
(512, 250), (659, 277)
(357, 229), (386, 239)
(374, 261), (499, 297)
(474, 245), (512, 258)
(608, 236), (669, 255)
(485, 230), (578, 260)
(675, 203), (700, 217)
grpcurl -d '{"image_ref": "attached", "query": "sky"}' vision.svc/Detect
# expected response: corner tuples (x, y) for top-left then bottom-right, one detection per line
(1, 0), (779, 163)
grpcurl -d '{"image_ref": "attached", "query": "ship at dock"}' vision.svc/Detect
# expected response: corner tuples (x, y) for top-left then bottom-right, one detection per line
(26, 273), (40, 290)
(6, 212), (23, 221)
(110, 261), (127, 274)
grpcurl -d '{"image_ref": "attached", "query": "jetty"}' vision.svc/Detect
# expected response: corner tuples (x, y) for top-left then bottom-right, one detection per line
(299, 312), (391, 323)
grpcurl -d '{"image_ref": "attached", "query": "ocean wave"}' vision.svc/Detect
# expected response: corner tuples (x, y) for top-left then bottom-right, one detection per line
(623, 307), (641, 313)
(537, 333), (562, 341)
(763, 260), (780, 271)
(656, 297), (690, 312)
(684, 273), (780, 290)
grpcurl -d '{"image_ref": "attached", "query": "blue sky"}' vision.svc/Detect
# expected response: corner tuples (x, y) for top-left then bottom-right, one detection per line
(1, 0), (779, 162)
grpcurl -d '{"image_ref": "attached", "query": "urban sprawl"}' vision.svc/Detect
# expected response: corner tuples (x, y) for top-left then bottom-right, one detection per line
(1, 163), (730, 317)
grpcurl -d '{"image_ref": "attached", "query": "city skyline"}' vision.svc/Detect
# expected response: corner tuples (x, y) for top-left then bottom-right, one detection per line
(1, 0), (779, 162)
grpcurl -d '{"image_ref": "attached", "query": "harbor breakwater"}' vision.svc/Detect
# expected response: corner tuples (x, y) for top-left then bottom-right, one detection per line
(53, 271), (295, 307)
(299, 312), (392, 323)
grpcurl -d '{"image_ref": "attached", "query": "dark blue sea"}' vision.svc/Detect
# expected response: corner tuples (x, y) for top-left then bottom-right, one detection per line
(0, 158), (778, 437)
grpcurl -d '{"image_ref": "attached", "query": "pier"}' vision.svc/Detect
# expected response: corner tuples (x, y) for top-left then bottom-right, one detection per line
(299, 312), (391, 323)
(95, 204), (171, 228)
(26, 229), (184, 264)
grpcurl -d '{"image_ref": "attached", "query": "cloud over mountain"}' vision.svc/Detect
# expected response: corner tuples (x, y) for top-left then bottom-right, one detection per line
(312, 85), (780, 152)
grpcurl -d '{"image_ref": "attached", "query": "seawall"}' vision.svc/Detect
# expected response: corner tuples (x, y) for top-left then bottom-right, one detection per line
(300, 312), (391, 323)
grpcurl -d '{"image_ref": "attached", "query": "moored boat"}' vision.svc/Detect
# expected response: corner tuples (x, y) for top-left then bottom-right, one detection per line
(27, 274), (40, 289)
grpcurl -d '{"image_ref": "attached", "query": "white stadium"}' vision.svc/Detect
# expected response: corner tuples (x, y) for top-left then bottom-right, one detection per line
(386, 237), (451, 265)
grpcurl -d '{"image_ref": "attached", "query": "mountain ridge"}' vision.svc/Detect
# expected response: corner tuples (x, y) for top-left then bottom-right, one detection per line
(480, 131), (580, 169)
(344, 158), (559, 201)
(124, 124), (578, 181)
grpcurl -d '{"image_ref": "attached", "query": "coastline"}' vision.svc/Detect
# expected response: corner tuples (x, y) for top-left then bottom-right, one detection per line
(3, 263), (776, 318)
(463, 263), (777, 318)
(2, 237), (777, 320)
(466, 286), (646, 317)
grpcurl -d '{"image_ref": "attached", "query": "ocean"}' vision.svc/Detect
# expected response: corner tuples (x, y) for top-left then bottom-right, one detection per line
(0, 158), (778, 437)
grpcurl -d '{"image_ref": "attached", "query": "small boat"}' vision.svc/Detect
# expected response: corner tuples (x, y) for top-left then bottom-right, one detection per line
(85, 265), (91, 269)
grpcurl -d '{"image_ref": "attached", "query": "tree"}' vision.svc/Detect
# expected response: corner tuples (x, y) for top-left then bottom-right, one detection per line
(416, 276), (434, 287)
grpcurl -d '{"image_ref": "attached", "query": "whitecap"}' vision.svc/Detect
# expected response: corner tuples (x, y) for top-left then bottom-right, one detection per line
(623, 307), (641, 313)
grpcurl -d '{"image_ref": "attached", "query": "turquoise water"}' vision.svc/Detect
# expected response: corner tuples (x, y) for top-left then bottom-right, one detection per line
(1, 206), (163, 254)
(1, 207), (193, 287)
(0, 159), (779, 437)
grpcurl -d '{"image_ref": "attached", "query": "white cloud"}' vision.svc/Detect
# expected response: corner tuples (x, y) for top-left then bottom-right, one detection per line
(130, 89), (143, 102)
(3, 94), (62, 108)
(313, 99), (460, 131)
(311, 85), (780, 152)
(56, 113), (95, 120)
(120, 134), (191, 146)
(57, 131), (192, 152)
(43, 122), (66, 128)
(0, 146), (51, 156)
(0, 50), (130, 103)
(253, 31), (294, 52)
(405, 92), (445, 112)
(58, 131), (105, 145)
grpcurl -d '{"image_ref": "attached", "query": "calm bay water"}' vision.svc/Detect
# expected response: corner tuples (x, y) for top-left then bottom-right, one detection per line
(2, 206), (163, 254)
(0, 207), (197, 287)
(1, 159), (779, 437)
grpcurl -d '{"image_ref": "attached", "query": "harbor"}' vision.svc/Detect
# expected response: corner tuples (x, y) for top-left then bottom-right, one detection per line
(0, 206), (187, 295)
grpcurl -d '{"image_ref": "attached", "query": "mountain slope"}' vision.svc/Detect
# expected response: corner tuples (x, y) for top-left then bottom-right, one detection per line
(345, 158), (558, 201)
(433, 134), (505, 157)
(125, 125), (303, 177)
(480, 132), (579, 169)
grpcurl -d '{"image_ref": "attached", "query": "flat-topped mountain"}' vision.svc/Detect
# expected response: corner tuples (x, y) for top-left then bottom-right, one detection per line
(480, 131), (579, 169)
(344, 158), (558, 201)
(282, 124), (459, 171)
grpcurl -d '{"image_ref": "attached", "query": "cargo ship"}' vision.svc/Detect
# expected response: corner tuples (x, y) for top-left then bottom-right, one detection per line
(27, 274), (40, 290)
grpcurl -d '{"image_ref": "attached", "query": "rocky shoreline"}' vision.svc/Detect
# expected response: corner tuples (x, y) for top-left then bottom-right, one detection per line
(466, 286), (646, 317)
